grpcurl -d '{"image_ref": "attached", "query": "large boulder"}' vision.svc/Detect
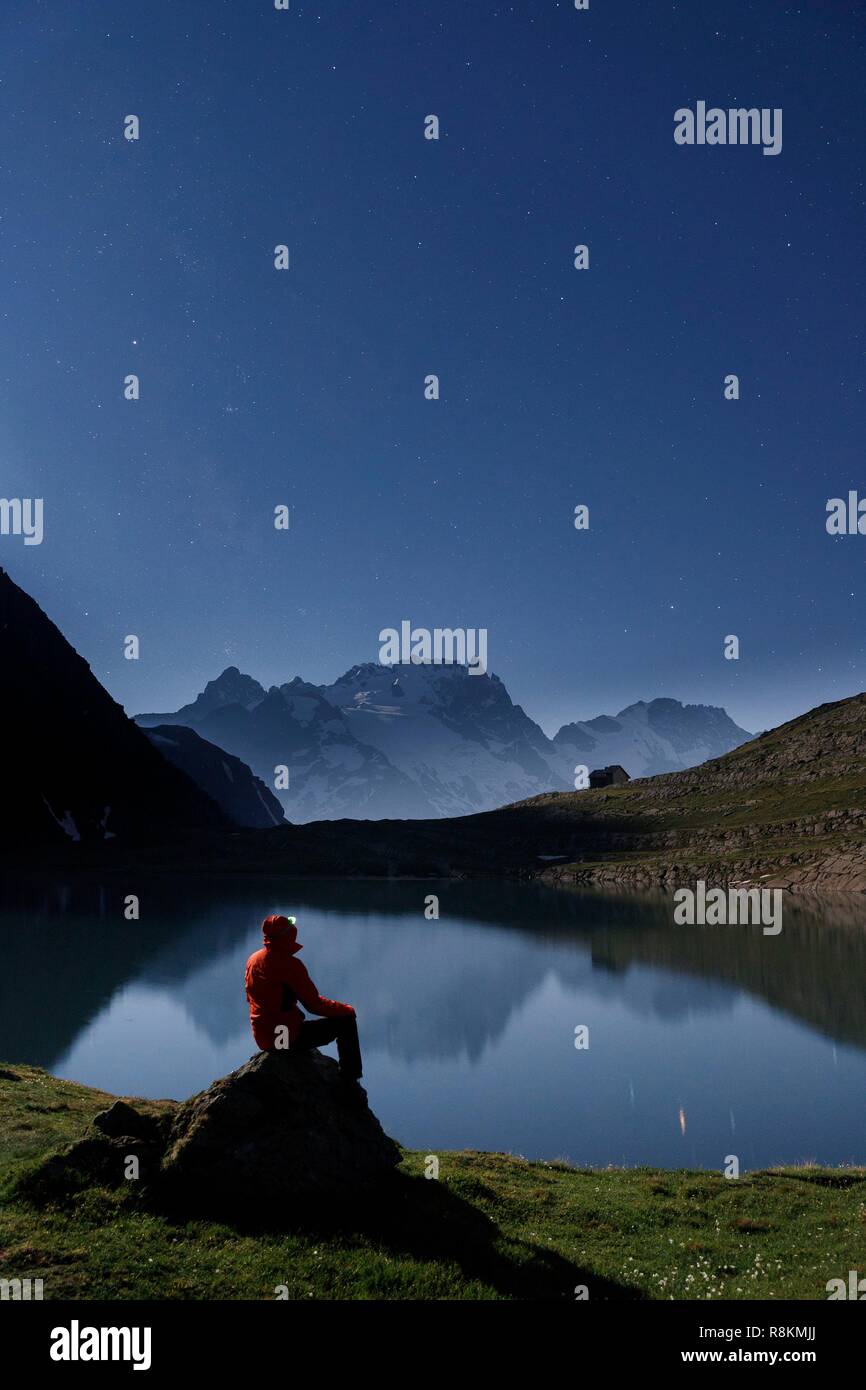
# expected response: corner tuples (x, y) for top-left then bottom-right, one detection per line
(159, 1049), (401, 1203)
(21, 1050), (400, 1211)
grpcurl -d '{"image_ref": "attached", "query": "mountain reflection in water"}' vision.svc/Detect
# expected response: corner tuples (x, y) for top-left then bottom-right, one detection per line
(2, 878), (865, 1170)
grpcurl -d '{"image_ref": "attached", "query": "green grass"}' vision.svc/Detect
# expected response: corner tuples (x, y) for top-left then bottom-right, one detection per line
(1, 1064), (864, 1300)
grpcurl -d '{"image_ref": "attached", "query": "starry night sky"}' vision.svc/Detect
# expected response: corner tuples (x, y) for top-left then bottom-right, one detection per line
(1, 0), (864, 737)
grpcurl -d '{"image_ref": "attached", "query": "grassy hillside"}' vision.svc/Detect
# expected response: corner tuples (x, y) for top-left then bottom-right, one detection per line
(520, 691), (866, 888)
(1, 1065), (864, 1301)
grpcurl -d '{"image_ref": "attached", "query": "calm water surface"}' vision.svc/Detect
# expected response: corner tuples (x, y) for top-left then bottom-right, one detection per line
(2, 878), (865, 1171)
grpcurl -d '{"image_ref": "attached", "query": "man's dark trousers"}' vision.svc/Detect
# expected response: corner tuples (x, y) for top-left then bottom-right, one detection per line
(293, 1016), (363, 1079)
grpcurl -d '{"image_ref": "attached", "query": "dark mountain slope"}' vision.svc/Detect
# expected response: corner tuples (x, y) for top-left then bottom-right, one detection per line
(143, 725), (285, 829)
(0, 568), (228, 845)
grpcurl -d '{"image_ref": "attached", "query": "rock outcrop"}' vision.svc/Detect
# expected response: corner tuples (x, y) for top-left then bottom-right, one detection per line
(25, 1050), (400, 1209)
(160, 1049), (400, 1202)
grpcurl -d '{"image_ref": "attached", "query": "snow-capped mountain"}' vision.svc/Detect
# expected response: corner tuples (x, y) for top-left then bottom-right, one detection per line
(136, 666), (752, 823)
(552, 698), (752, 779)
(0, 562), (755, 839)
(137, 671), (435, 822)
(320, 662), (567, 817)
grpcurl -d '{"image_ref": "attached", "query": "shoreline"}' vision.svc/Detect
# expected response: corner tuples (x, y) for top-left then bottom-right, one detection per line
(2, 1063), (863, 1302)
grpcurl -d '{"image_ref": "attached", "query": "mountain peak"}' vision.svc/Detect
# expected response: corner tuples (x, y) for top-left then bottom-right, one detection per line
(205, 666), (263, 696)
(553, 697), (752, 779)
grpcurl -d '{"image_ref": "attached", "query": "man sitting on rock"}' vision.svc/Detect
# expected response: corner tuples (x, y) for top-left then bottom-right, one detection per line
(245, 914), (363, 1080)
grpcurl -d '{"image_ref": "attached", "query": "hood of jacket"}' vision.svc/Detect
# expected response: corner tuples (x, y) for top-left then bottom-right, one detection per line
(261, 913), (302, 954)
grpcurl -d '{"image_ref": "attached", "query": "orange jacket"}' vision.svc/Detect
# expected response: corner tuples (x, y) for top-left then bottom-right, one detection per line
(245, 915), (354, 1051)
